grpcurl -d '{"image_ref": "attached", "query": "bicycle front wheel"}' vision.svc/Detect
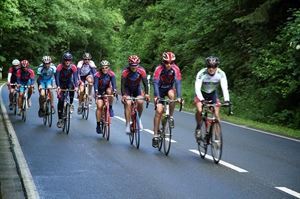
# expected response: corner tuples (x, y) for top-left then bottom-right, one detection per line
(84, 98), (89, 120)
(211, 122), (223, 164)
(21, 97), (26, 122)
(103, 107), (110, 141)
(197, 120), (207, 159)
(63, 104), (71, 134)
(13, 94), (17, 115)
(46, 100), (52, 127)
(163, 118), (172, 156)
(134, 114), (140, 149)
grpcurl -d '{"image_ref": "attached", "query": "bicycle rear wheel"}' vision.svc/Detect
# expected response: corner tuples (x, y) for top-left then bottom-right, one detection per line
(21, 97), (26, 122)
(163, 118), (172, 156)
(46, 100), (52, 127)
(197, 120), (207, 159)
(211, 122), (222, 164)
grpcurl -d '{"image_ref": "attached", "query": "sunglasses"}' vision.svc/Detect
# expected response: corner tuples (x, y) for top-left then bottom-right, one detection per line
(164, 61), (174, 65)
(64, 59), (71, 62)
(102, 67), (109, 70)
(84, 59), (90, 61)
(207, 65), (217, 69)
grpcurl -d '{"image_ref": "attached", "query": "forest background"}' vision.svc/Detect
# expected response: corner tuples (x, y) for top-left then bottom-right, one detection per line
(1, 0), (299, 136)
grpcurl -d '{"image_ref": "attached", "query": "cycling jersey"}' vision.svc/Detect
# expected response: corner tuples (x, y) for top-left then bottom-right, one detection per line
(7, 66), (19, 83)
(37, 63), (56, 89)
(77, 60), (96, 77)
(121, 66), (148, 96)
(153, 64), (182, 98)
(195, 68), (229, 102)
(56, 64), (78, 88)
(16, 68), (35, 85)
(94, 70), (116, 94)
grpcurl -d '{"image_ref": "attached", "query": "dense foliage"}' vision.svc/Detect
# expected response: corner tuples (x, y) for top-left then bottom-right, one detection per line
(0, 0), (299, 129)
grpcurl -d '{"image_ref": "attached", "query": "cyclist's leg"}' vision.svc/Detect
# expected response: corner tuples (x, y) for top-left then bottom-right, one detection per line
(78, 76), (85, 105)
(167, 88), (176, 117)
(56, 90), (65, 127)
(153, 103), (163, 135)
(194, 96), (203, 129)
(86, 75), (94, 97)
(96, 98), (104, 134)
(69, 84), (75, 113)
(38, 83), (46, 116)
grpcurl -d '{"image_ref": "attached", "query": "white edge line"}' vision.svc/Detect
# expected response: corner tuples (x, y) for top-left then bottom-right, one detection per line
(114, 116), (126, 123)
(275, 187), (300, 198)
(0, 84), (40, 199)
(189, 149), (248, 173)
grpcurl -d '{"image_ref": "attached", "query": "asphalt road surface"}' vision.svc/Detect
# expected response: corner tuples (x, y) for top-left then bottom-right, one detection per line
(1, 87), (300, 199)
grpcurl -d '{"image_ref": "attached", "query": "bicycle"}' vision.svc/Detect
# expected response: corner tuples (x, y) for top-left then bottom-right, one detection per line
(19, 85), (31, 122)
(196, 101), (232, 164)
(126, 97), (149, 149)
(60, 89), (75, 134)
(42, 87), (55, 127)
(155, 98), (183, 156)
(80, 82), (90, 120)
(96, 94), (116, 141)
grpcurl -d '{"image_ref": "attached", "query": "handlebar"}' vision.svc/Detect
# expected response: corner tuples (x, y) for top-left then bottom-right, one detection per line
(202, 101), (233, 116)
(154, 98), (183, 112)
(125, 97), (149, 108)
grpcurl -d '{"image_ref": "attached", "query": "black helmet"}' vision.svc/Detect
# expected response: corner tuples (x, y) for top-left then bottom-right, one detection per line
(205, 56), (219, 67)
(63, 52), (73, 60)
(83, 52), (92, 60)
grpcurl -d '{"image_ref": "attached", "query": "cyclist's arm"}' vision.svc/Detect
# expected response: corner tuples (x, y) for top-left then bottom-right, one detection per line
(195, 71), (204, 101)
(7, 67), (13, 83)
(94, 74), (99, 94)
(173, 65), (182, 98)
(111, 75), (117, 91)
(29, 69), (35, 85)
(142, 76), (149, 95)
(121, 76), (126, 96)
(71, 65), (78, 87)
(220, 72), (230, 102)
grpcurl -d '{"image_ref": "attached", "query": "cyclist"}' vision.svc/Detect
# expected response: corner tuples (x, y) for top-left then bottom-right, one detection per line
(56, 52), (78, 128)
(77, 52), (97, 114)
(121, 55), (150, 133)
(7, 59), (20, 110)
(16, 60), (35, 115)
(152, 51), (182, 148)
(37, 56), (57, 117)
(94, 60), (117, 134)
(194, 56), (230, 139)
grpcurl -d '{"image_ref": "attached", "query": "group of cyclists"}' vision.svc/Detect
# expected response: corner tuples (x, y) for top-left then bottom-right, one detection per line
(6, 51), (230, 148)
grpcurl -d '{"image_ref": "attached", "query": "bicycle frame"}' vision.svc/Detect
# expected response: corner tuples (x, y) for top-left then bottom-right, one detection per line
(60, 89), (75, 134)
(155, 98), (183, 156)
(96, 94), (115, 140)
(42, 87), (55, 127)
(81, 82), (90, 120)
(126, 97), (149, 149)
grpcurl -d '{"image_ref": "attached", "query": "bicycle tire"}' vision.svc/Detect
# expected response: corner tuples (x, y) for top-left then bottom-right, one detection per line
(197, 120), (207, 159)
(13, 93), (17, 115)
(102, 106), (106, 138)
(211, 122), (222, 164)
(21, 97), (26, 122)
(46, 100), (52, 127)
(84, 98), (89, 120)
(63, 104), (71, 134)
(103, 106), (110, 141)
(129, 113), (135, 145)
(135, 113), (140, 149)
(163, 117), (172, 156)
(81, 102), (85, 119)
(43, 101), (47, 126)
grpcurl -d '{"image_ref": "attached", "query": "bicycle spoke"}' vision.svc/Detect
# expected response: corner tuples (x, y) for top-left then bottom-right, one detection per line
(211, 122), (222, 164)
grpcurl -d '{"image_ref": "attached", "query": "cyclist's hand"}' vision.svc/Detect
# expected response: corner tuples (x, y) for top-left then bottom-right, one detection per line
(224, 101), (231, 106)
(7, 82), (10, 86)
(177, 98), (183, 104)
(154, 97), (159, 104)
(144, 94), (150, 102)
(56, 87), (61, 94)
(74, 87), (78, 92)
(121, 95), (127, 103)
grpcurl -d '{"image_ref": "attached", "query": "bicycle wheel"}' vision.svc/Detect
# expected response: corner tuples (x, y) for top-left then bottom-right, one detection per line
(63, 104), (71, 134)
(21, 97), (26, 122)
(158, 127), (164, 151)
(81, 102), (85, 119)
(129, 114), (135, 145)
(163, 117), (172, 156)
(197, 120), (207, 159)
(43, 102), (47, 126)
(134, 114), (140, 149)
(46, 100), (52, 127)
(13, 93), (17, 115)
(211, 122), (222, 164)
(103, 107), (110, 141)
(84, 97), (89, 120)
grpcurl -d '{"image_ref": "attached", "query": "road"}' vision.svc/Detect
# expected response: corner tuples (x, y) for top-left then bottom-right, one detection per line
(1, 87), (300, 199)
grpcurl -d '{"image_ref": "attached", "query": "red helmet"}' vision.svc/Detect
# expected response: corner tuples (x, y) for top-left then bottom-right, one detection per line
(128, 55), (140, 66)
(162, 52), (175, 63)
(20, 60), (30, 68)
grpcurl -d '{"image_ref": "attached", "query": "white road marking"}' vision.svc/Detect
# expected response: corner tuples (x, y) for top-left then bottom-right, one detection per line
(144, 129), (177, 143)
(114, 116), (126, 123)
(275, 187), (300, 198)
(189, 149), (248, 173)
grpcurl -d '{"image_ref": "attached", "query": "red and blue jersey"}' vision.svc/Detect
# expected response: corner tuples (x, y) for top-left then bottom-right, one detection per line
(121, 66), (148, 95)
(16, 68), (35, 85)
(8, 66), (19, 83)
(153, 64), (182, 98)
(56, 63), (78, 88)
(94, 70), (116, 94)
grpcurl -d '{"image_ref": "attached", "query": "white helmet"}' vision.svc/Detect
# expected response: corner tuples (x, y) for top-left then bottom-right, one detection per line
(12, 59), (20, 66)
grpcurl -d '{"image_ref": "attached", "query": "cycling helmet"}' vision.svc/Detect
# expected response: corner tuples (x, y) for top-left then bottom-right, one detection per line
(63, 52), (73, 60)
(83, 52), (92, 60)
(128, 55), (140, 66)
(205, 56), (220, 67)
(162, 52), (176, 62)
(12, 59), (20, 66)
(42, 56), (52, 64)
(20, 60), (30, 68)
(100, 60), (110, 67)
